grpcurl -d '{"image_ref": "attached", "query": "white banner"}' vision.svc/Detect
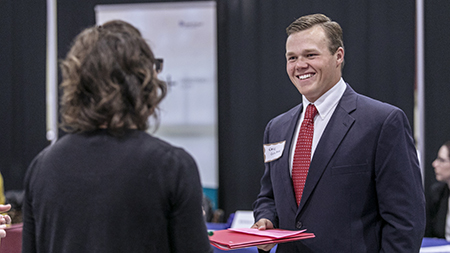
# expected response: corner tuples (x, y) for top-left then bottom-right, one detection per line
(95, 2), (218, 189)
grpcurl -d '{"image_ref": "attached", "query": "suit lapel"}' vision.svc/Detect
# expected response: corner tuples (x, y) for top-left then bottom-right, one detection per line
(277, 104), (304, 214)
(297, 85), (357, 213)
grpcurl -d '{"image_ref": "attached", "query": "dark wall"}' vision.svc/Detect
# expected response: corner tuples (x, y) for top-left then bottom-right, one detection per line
(423, 1), (450, 195)
(1, 0), (431, 219)
(0, 1), (49, 191)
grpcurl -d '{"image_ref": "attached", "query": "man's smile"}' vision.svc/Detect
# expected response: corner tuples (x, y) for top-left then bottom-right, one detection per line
(298, 73), (315, 80)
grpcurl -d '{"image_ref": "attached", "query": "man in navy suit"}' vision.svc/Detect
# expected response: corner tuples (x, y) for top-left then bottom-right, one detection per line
(252, 13), (425, 252)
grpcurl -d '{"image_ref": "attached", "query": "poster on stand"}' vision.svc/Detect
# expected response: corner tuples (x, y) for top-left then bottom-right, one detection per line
(95, 2), (218, 201)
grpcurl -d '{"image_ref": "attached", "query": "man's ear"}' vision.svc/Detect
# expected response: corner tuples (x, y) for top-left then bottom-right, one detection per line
(335, 47), (344, 66)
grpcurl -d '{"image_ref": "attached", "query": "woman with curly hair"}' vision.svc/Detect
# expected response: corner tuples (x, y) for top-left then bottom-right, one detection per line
(22, 20), (213, 253)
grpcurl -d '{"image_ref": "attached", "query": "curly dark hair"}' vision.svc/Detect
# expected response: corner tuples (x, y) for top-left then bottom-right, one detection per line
(59, 20), (167, 135)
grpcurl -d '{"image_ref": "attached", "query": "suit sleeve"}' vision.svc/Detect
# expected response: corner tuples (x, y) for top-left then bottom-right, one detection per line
(253, 119), (279, 227)
(375, 109), (425, 252)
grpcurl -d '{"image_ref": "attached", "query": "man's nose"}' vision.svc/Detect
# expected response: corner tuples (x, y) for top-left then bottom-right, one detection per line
(295, 58), (308, 68)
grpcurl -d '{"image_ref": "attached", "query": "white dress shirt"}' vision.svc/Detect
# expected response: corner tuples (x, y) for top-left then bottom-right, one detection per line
(289, 78), (347, 175)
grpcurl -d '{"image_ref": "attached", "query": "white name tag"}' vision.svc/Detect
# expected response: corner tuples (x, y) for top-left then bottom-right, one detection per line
(263, 141), (286, 163)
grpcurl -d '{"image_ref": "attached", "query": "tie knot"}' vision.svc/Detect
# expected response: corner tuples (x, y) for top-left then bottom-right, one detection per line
(305, 104), (318, 120)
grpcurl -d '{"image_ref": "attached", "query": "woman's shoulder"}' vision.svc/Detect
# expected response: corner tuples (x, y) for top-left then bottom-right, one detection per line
(427, 182), (450, 204)
(430, 181), (449, 194)
(133, 131), (196, 164)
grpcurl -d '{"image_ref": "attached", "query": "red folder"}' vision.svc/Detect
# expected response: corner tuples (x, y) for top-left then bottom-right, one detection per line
(209, 228), (315, 250)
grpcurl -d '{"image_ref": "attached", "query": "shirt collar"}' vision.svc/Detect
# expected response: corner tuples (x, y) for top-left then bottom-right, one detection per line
(302, 78), (346, 119)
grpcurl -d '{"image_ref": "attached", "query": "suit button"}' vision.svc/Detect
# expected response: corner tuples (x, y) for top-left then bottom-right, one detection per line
(296, 221), (302, 229)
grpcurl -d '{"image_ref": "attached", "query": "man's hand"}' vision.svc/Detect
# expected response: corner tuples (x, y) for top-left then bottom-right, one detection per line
(251, 218), (276, 251)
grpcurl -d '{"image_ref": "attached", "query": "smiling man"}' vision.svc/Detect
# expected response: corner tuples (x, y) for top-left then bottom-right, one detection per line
(252, 13), (425, 252)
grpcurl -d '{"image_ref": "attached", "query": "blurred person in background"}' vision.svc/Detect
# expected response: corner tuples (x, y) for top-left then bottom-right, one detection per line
(0, 204), (11, 238)
(426, 140), (450, 240)
(0, 173), (12, 238)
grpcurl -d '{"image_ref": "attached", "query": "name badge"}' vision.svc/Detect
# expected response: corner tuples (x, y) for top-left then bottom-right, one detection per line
(263, 141), (286, 163)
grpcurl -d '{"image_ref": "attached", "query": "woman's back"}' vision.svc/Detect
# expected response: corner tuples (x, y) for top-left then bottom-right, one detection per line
(22, 130), (213, 253)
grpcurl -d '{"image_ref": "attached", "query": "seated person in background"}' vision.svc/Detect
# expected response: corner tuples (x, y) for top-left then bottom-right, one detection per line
(426, 140), (450, 239)
(22, 20), (213, 253)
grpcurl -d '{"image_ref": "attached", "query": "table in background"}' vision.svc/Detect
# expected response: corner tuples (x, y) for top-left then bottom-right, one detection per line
(421, 237), (450, 253)
(211, 238), (449, 253)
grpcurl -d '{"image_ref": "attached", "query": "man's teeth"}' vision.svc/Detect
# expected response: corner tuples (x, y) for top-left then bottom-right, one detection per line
(299, 74), (314, 80)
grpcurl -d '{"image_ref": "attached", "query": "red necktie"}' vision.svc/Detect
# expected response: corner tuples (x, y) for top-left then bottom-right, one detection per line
(292, 104), (318, 206)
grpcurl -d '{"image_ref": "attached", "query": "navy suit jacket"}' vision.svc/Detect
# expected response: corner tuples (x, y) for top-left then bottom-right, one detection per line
(253, 84), (425, 252)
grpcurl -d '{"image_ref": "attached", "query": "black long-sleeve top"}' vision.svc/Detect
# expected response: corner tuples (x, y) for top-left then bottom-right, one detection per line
(23, 129), (213, 253)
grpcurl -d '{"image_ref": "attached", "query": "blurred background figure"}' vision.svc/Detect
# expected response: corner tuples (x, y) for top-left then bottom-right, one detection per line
(426, 140), (450, 239)
(22, 20), (212, 253)
(0, 204), (11, 238)
(0, 173), (13, 238)
(4, 190), (24, 224)
(0, 173), (5, 205)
